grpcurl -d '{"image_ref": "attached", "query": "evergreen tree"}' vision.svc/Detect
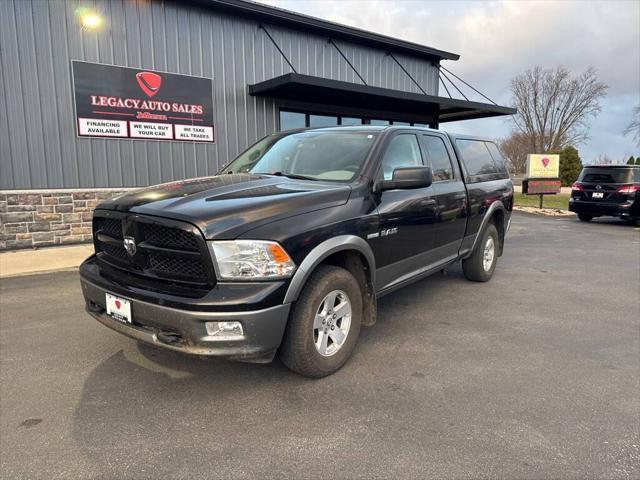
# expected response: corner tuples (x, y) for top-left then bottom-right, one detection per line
(627, 156), (636, 165)
(558, 146), (583, 186)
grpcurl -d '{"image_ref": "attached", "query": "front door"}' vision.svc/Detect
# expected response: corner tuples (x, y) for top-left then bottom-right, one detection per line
(370, 132), (439, 291)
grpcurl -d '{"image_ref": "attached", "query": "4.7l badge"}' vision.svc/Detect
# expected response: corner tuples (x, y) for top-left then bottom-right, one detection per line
(367, 227), (398, 239)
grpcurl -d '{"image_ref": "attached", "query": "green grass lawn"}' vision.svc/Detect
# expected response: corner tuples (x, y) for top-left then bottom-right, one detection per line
(514, 192), (570, 210)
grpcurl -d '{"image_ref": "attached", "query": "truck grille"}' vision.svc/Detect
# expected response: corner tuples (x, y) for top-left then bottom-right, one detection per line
(92, 213), (214, 289)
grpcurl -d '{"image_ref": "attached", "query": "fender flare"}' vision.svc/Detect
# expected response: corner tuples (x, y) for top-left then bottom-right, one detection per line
(464, 200), (506, 259)
(283, 235), (376, 304)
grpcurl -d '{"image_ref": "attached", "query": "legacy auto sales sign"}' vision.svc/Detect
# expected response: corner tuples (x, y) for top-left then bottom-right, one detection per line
(72, 61), (214, 143)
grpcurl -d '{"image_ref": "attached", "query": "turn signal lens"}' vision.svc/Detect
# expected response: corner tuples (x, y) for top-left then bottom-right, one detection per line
(267, 243), (291, 263)
(616, 184), (640, 194)
(571, 182), (583, 191)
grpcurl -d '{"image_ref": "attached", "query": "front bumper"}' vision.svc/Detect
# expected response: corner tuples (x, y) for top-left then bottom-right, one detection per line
(569, 199), (635, 218)
(80, 261), (291, 363)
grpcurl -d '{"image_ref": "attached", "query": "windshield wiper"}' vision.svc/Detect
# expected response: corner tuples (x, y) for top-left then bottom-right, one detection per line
(256, 171), (318, 181)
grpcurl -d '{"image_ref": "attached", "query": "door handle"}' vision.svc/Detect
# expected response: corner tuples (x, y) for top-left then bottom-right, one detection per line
(419, 199), (436, 207)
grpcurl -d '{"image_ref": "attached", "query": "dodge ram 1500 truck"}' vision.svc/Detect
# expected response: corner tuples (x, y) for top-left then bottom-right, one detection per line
(80, 126), (513, 377)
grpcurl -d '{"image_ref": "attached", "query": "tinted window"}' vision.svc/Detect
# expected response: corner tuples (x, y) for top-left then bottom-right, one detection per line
(456, 139), (502, 180)
(485, 142), (509, 174)
(578, 168), (635, 183)
(222, 131), (378, 182)
(280, 111), (305, 131)
(422, 135), (453, 181)
(380, 134), (423, 180)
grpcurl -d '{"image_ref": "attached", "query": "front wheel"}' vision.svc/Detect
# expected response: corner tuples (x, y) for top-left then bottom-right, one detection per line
(578, 213), (593, 222)
(279, 265), (362, 378)
(462, 223), (499, 282)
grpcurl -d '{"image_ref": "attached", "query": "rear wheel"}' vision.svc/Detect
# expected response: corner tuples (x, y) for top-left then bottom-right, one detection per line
(279, 265), (362, 378)
(578, 213), (593, 222)
(462, 223), (499, 282)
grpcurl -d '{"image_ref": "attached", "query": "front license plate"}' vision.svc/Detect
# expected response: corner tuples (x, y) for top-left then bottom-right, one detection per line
(105, 293), (132, 324)
(592, 192), (604, 199)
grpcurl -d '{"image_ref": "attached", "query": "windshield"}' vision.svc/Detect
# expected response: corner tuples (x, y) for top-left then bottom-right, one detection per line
(578, 168), (637, 184)
(221, 131), (379, 182)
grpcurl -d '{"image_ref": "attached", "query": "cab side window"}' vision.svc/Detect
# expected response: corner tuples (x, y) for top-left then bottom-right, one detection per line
(380, 134), (423, 180)
(422, 135), (454, 182)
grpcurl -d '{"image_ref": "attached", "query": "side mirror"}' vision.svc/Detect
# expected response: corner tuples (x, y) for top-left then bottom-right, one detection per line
(379, 166), (432, 191)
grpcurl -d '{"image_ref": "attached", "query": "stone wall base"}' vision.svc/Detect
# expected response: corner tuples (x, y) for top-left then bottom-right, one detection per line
(0, 189), (132, 250)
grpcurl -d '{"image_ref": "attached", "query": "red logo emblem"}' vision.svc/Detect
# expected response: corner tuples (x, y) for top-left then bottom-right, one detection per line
(115, 300), (121, 310)
(541, 157), (550, 168)
(136, 72), (161, 97)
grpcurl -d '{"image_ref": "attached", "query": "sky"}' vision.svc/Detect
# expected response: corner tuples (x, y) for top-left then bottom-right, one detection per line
(259, 0), (640, 163)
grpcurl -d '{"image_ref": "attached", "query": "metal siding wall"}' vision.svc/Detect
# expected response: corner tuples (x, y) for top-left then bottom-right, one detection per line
(0, 0), (439, 190)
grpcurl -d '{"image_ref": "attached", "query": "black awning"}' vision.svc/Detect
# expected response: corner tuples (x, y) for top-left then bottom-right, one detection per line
(248, 73), (515, 124)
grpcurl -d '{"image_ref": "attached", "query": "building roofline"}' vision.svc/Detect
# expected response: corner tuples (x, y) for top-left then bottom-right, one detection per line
(186, 0), (460, 61)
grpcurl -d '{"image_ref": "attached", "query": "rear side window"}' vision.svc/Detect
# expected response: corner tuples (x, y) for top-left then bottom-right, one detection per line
(456, 139), (508, 182)
(484, 142), (509, 175)
(422, 135), (453, 182)
(578, 168), (635, 184)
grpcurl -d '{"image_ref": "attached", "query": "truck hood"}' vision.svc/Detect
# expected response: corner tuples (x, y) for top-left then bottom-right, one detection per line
(97, 174), (352, 239)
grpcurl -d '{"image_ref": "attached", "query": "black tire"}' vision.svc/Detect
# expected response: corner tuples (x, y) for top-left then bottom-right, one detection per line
(462, 223), (499, 282)
(279, 265), (362, 378)
(578, 213), (593, 222)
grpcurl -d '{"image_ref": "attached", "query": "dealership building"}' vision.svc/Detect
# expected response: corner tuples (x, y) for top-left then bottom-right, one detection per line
(0, 0), (514, 250)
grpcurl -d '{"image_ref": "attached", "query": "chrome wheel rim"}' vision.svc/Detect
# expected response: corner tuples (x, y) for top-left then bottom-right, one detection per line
(313, 290), (352, 357)
(483, 236), (495, 272)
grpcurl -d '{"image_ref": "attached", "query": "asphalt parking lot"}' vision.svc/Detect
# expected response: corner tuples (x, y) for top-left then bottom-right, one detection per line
(1, 212), (639, 479)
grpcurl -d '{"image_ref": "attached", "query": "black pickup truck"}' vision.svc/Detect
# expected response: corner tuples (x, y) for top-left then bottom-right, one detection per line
(80, 126), (513, 377)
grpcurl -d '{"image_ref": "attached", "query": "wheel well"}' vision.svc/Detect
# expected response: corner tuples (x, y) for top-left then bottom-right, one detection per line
(317, 250), (377, 326)
(490, 209), (506, 255)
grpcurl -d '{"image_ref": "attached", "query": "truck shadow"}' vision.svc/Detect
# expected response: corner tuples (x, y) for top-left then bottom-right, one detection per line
(70, 265), (469, 476)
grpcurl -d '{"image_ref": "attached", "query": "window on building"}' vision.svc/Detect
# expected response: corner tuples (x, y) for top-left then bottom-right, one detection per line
(280, 111), (305, 131)
(309, 114), (338, 127)
(422, 135), (453, 182)
(278, 110), (431, 132)
(380, 134), (423, 180)
(341, 117), (362, 126)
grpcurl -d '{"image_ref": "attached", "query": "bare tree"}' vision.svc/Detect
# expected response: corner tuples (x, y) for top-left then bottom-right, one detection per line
(498, 131), (530, 173)
(510, 66), (607, 152)
(623, 105), (640, 147)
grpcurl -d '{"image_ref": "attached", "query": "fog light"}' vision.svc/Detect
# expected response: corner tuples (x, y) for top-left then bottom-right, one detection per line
(205, 321), (244, 340)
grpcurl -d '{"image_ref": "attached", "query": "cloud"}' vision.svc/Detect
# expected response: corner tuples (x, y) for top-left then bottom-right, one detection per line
(260, 0), (640, 161)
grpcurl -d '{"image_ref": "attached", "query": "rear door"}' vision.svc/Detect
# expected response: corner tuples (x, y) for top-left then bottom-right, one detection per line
(420, 133), (467, 260)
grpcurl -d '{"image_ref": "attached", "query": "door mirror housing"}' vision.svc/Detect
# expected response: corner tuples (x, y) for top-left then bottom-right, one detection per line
(379, 166), (433, 191)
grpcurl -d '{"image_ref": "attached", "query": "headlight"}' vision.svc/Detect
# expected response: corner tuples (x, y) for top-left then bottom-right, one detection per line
(209, 240), (296, 280)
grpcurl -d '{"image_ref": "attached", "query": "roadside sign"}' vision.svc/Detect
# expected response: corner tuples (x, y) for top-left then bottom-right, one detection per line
(526, 154), (560, 179)
(522, 179), (562, 195)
